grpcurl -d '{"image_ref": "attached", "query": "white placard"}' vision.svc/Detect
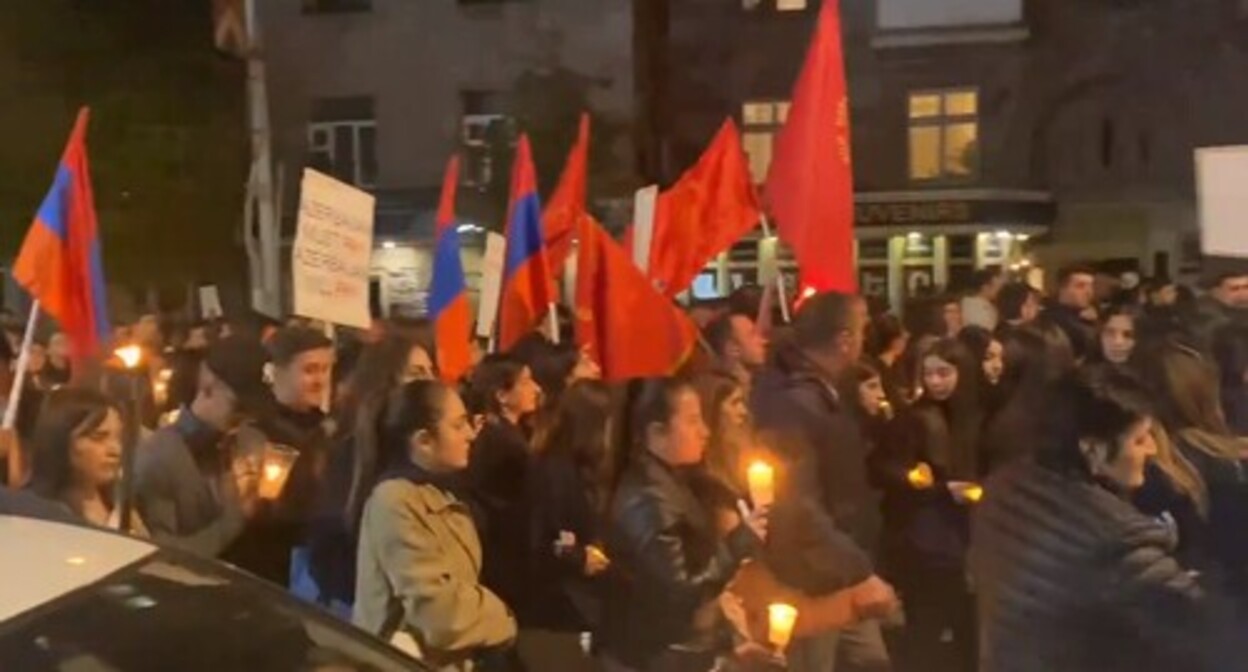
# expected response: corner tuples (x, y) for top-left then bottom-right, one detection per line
(292, 169), (376, 329)
(1197, 146), (1248, 258)
(632, 185), (658, 272)
(476, 232), (507, 338)
(198, 285), (223, 320)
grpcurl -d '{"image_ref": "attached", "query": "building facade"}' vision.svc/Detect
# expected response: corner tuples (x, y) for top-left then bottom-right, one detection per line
(642, 0), (1248, 309)
(258, 0), (636, 316)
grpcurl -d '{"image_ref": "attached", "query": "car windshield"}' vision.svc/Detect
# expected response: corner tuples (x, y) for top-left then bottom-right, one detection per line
(0, 550), (421, 671)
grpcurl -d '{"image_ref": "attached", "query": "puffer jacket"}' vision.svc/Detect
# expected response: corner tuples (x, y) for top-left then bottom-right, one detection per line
(971, 459), (1241, 672)
(600, 452), (759, 669)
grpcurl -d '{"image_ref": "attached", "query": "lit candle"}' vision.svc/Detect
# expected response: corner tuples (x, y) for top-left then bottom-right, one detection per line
(747, 461), (775, 508)
(256, 444), (298, 501)
(907, 463), (934, 489)
(767, 603), (798, 650)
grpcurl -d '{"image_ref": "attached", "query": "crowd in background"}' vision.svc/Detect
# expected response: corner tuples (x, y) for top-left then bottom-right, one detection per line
(2, 260), (1248, 671)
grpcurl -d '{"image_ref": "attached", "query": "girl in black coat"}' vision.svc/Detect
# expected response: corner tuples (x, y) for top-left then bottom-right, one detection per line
(868, 338), (981, 672)
(521, 380), (615, 670)
(467, 354), (542, 619)
(601, 378), (767, 672)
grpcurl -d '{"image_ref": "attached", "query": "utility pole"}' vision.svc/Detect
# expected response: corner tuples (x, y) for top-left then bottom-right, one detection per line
(243, 0), (281, 318)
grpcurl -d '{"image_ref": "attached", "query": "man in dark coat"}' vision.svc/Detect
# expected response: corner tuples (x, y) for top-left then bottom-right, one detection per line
(751, 291), (896, 672)
(1042, 263), (1098, 362)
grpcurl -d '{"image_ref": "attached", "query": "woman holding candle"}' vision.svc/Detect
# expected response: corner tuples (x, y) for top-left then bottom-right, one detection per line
(867, 338), (983, 672)
(28, 387), (148, 536)
(353, 379), (516, 671)
(601, 377), (767, 672)
(521, 379), (616, 670)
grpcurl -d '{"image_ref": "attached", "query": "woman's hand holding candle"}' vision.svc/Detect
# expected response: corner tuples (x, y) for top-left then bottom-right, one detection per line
(747, 461), (775, 508)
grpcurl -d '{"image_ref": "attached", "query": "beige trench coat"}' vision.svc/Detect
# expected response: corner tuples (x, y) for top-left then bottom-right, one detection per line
(354, 478), (516, 672)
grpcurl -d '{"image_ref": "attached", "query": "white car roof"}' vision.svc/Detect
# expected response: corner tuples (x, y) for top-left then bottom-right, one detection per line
(0, 516), (156, 622)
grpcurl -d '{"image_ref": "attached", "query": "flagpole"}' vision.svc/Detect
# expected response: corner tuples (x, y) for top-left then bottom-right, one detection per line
(4, 301), (39, 487)
(547, 302), (561, 345)
(759, 214), (791, 324)
(3, 302), (39, 431)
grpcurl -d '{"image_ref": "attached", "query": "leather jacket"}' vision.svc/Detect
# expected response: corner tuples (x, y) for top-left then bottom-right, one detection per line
(601, 451), (758, 669)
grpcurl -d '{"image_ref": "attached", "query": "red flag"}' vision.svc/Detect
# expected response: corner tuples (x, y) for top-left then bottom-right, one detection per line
(429, 156), (472, 383)
(575, 215), (697, 381)
(650, 119), (761, 297)
(765, 0), (856, 293)
(13, 108), (110, 362)
(543, 113), (591, 277)
(498, 135), (557, 351)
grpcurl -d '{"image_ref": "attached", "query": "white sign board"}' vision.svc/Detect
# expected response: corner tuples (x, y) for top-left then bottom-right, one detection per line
(1197, 146), (1248, 258)
(632, 185), (659, 272)
(198, 285), (223, 320)
(476, 232), (507, 339)
(292, 169), (376, 329)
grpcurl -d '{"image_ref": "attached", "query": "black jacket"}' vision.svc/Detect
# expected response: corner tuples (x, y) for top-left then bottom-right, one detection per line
(751, 345), (882, 554)
(524, 451), (608, 631)
(972, 460), (1240, 672)
(225, 403), (332, 585)
(1042, 302), (1097, 361)
(601, 452), (757, 669)
(868, 402), (974, 575)
(748, 348), (876, 595)
(467, 418), (532, 616)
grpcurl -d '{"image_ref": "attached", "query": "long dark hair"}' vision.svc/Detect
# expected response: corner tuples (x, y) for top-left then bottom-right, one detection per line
(914, 338), (983, 479)
(341, 335), (427, 526)
(537, 379), (616, 515)
(467, 353), (529, 419)
(695, 371), (750, 490)
(1139, 339), (1243, 464)
(346, 380), (451, 532)
(28, 388), (119, 505)
(620, 377), (695, 467)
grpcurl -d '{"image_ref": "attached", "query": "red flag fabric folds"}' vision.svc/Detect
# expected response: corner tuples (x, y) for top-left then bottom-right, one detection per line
(764, 0), (856, 293)
(542, 113), (591, 278)
(13, 107), (110, 361)
(499, 135), (557, 351)
(575, 215), (697, 381)
(428, 156), (473, 383)
(649, 119), (761, 297)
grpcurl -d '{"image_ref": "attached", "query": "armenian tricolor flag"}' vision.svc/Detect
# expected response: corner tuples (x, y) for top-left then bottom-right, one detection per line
(12, 108), (110, 361)
(498, 134), (557, 351)
(428, 156), (472, 383)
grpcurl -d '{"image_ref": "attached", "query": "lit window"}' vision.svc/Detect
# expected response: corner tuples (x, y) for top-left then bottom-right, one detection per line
(776, 0), (807, 10)
(908, 89), (978, 181)
(741, 100), (790, 184)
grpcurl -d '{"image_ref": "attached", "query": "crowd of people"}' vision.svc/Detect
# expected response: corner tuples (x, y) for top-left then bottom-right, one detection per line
(2, 260), (1248, 672)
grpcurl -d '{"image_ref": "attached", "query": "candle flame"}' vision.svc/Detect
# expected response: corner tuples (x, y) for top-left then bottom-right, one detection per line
(114, 345), (143, 369)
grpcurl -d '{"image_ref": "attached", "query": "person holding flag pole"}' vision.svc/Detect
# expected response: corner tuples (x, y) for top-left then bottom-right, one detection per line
(5, 108), (111, 488)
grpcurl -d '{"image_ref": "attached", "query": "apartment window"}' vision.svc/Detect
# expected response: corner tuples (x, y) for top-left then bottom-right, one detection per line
(743, 0), (808, 10)
(460, 90), (515, 188)
(908, 89), (978, 181)
(303, 0), (371, 13)
(307, 96), (378, 187)
(741, 100), (791, 184)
